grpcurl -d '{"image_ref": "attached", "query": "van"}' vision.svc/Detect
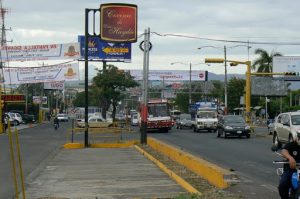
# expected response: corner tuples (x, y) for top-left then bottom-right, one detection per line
(131, 113), (138, 126)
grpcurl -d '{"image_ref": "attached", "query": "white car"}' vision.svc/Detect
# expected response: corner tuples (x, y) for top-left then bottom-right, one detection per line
(57, 114), (69, 122)
(9, 112), (23, 125)
(77, 116), (113, 128)
(273, 112), (300, 148)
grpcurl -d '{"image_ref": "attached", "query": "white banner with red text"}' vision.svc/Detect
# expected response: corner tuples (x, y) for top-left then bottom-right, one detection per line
(0, 42), (81, 61)
(1, 63), (79, 85)
(129, 69), (207, 81)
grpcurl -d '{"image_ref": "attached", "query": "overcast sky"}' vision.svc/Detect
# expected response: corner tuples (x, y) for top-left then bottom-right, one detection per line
(4, 0), (300, 75)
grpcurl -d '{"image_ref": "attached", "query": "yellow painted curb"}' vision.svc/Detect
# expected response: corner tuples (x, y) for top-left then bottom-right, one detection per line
(90, 140), (139, 148)
(147, 137), (233, 189)
(134, 145), (201, 195)
(63, 143), (84, 149)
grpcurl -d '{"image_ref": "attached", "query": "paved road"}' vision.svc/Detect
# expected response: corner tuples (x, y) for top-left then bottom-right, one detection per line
(0, 121), (69, 199)
(149, 127), (280, 199)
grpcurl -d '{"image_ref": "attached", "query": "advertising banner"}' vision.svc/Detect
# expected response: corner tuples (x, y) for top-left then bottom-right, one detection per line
(78, 35), (131, 61)
(33, 96), (47, 105)
(100, 3), (137, 42)
(130, 70), (207, 81)
(0, 42), (81, 62)
(251, 76), (288, 96)
(44, 81), (65, 90)
(273, 56), (300, 80)
(2, 63), (79, 85)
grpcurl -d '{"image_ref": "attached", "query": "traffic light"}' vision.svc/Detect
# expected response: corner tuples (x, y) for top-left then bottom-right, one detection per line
(205, 58), (224, 63)
(284, 72), (299, 76)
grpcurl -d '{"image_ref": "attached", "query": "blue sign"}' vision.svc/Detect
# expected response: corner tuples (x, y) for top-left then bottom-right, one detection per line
(78, 35), (131, 61)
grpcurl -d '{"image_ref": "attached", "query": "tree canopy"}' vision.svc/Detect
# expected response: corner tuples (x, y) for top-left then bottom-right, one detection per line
(252, 48), (282, 73)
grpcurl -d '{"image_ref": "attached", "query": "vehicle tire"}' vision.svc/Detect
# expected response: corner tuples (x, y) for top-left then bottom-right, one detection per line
(193, 127), (196, 132)
(180, 125), (182, 130)
(246, 134), (250, 139)
(222, 130), (227, 139)
(176, 125), (179, 129)
(273, 133), (282, 149)
(217, 129), (220, 137)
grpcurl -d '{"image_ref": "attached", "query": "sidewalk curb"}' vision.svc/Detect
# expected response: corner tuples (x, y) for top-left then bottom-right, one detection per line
(134, 145), (201, 195)
(148, 137), (236, 189)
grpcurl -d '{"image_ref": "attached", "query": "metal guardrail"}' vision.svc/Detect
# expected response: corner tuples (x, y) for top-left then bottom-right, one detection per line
(66, 122), (137, 144)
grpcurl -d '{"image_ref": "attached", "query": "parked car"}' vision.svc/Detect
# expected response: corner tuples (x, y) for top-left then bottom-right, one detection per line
(4, 113), (15, 125)
(57, 113), (69, 122)
(9, 112), (23, 125)
(22, 114), (36, 124)
(272, 112), (300, 148)
(176, 114), (194, 129)
(217, 115), (251, 138)
(77, 116), (113, 128)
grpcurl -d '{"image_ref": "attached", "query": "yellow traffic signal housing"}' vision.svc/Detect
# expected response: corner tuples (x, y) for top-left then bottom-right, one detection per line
(284, 72), (299, 76)
(205, 58), (224, 63)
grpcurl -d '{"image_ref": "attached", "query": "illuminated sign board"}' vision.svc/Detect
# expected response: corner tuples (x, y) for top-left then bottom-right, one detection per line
(100, 3), (137, 42)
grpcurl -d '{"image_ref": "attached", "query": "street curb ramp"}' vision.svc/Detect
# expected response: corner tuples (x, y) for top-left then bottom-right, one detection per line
(148, 137), (235, 189)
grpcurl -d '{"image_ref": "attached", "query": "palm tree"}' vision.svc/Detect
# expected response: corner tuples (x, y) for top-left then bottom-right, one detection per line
(252, 48), (282, 73)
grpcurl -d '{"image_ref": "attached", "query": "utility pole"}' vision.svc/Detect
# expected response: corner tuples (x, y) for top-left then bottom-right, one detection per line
(189, 62), (192, 105)
(0, 2), (10, 133)
(224, 46), (228, 115)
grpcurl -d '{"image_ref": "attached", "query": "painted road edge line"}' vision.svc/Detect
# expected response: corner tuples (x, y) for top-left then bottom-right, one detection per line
(134, 145), (201, 195)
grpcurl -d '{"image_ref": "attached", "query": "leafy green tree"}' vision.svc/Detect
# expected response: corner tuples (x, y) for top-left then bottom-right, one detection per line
(252, 48), (282, 73)
(174, 92), (189, 113)
(93, 64), (139, 119)
(227, 77), (245, 113)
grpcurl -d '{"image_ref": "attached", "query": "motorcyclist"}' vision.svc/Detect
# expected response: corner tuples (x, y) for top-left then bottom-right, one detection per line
(278, 133), (300, 198)
(53, 116), (59, 129)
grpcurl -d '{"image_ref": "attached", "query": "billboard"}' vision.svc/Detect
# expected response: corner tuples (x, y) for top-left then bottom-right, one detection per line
(2, 63), (79, 85)
(0, 43), (81, 62)
(33, 96), (47, 105)
(100, 3), (137, 42)
(44, 81), (65, 90)
(78, 36), (131, 61)
(251, 76), (288, 96)
(130, 70), (207, 81)
(273, 56), (300, 81)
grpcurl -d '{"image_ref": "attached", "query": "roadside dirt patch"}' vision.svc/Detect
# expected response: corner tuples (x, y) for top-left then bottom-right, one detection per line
(139, 144), (243, 199)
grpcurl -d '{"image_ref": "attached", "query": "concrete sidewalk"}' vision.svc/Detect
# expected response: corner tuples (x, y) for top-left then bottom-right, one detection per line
(24, 147), (186, 199)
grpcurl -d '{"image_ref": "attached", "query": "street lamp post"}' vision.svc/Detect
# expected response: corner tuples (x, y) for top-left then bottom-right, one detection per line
(198, 45), (251, 114)
(205, 58), (252, 123)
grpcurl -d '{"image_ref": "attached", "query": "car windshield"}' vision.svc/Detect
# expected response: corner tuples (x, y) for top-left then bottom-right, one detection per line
(291, 115), (300, 125)
(224, 116), (245, 123)
(197, 111), (216, 118)
(180, 114), (191, 120)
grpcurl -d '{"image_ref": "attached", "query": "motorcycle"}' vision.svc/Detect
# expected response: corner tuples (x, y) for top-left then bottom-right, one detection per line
(54, 123), (58, 130)
(272, 146), (300, 199)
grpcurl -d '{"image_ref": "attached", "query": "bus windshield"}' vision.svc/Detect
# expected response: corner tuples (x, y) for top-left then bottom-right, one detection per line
(148, 104), (168, 117)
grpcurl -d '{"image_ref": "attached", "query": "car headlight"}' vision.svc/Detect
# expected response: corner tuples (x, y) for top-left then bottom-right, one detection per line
(245, 125), (251, 130)
(225, 126), (233, 130)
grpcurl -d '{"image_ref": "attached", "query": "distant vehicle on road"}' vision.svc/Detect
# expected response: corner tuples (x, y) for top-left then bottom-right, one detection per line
(131, 113), (139, 126)
(22, 114), (36, 124)
(57, 113), (69, 122)
(217, 115), (251, 138)
(77, 116), (113, 128)
(176, 114), (194, 129)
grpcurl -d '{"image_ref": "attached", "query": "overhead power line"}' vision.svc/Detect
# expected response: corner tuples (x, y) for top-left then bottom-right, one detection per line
(150, 32), (300, 46)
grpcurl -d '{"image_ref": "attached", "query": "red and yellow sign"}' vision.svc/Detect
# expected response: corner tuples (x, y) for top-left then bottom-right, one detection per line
(1, 95), (25, 102)
(100, 3), (137, 43)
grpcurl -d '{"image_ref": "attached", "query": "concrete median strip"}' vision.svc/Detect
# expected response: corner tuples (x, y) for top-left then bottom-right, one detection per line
(135, 145), (201, 195)
(147, 137), (235, 189)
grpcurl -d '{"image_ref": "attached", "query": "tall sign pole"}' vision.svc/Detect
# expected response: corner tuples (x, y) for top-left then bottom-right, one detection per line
(84, 9), (89, 147)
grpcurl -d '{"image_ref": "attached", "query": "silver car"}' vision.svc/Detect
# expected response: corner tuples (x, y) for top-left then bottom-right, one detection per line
(273, 112), (300, 148)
